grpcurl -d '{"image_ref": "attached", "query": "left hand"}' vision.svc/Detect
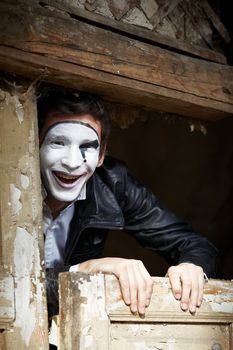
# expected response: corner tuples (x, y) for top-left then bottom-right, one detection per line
(166, 263), (205, 313)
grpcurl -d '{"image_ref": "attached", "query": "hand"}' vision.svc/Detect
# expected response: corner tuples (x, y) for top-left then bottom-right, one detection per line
(166, 263), (205, 313)
(77, 257), (154, 315)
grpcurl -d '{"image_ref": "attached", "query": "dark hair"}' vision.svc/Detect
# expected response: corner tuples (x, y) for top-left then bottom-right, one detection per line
(37, 85), (110, 155)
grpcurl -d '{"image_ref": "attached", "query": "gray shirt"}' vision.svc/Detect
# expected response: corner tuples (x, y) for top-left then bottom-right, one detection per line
(43, 202), (75, 269)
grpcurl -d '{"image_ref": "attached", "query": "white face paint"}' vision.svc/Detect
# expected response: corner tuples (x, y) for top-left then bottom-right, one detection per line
(40, 121), (100, 203)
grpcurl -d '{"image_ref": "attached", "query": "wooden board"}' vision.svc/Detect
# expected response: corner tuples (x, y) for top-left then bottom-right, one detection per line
(40, 0), (227, 64)
(59, 273), (233, 350)
(0, 270), (15, 329)
(0, 1), (232, 120)
(0, 86), (49, 349)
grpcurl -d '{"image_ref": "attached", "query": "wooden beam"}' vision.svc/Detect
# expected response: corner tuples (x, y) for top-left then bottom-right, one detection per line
(0, 85), (49, 348)
(0, 270), (15, 329)
(41, 0), (227, 64)
(199, 0), (231, 45)
(0, 1), (232, 121)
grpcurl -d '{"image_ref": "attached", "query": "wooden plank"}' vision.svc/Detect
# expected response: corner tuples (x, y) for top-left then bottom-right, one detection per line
(0, 270), (15, 329)
(106, 276), (233, 323)
(0, 2), (232, 121)
(151, 0), (183, 28)
(59, 273), (233, 350)
(0, 45), (232, 122)
(0, 86), (49, 348)
(199, 0), (231, 45)
(110, 323), (231, 349)
(41, 0), (227, 64)
(59, 273), (109, 350)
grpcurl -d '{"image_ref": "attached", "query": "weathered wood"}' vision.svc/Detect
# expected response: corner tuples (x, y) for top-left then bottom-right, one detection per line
(59, 273), (109, 350)
(0, 86), (49, 349)
(59, 273), (233, 350)
(151, 0), (183, 28)
(0, 270), (15, 329)
(106, 276), (233, 323)
(199, 0), (231, 45)
(40, 0), (227, 64)
(0, 1), (232, 121)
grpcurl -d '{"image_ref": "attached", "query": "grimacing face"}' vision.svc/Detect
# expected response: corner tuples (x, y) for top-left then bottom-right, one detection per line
(39, 115), (104, 203)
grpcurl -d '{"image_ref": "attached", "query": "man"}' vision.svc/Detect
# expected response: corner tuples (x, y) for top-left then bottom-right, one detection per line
(37, 86), (218, 320)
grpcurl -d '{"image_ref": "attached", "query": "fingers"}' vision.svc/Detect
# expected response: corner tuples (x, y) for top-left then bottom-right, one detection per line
(133, 260), (153, 315)
(167, 263), (205, 313)
(117, 259), (153, 315)
(78, 257), (153, 315)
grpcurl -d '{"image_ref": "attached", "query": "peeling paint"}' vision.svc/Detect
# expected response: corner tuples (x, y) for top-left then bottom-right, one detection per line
(78, 274), (108, 321)
(167, 337), (176, 350)
(13, 95), (24, 124)
(128, 324), (153, 336)
(13, 227), (33, 275)
(10, 184), (22, 215)
(84, 334), (93, 347)
(20, 174), (30, 189)
(13, 227), (36, 346)
(204, 298), (233, 313)
(133, 341), (156, 350)
(203, 287), (233, 313)
(0, 272), (14, 320)
(106, 299), (125, 312)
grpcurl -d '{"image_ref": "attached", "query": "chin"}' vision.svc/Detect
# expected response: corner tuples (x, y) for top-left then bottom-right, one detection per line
(53, 193), (78, 203)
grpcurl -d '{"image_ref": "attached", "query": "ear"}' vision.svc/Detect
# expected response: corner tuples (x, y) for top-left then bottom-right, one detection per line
(97, 147), (106, 167)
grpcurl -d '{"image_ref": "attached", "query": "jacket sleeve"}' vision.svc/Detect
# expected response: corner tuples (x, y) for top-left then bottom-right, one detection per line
(120, 168), (219, 278)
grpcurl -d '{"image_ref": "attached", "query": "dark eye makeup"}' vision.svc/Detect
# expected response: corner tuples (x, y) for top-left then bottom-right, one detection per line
(80, 140), (99, 150)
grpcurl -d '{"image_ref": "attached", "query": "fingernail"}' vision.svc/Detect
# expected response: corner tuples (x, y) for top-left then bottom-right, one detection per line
(181, 303), (188, 311)
(175, 293), (181, 300)
(190, 305), (196, 313)
(139, 307), (145, 315)
(131, 311), (137, 316)
(131, 306), (137, 314)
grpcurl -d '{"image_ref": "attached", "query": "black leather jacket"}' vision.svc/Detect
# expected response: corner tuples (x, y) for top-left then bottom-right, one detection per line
(46, 156), (219, 317)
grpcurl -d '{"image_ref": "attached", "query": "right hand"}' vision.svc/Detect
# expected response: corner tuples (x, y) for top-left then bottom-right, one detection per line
(77, 257), (154, 315)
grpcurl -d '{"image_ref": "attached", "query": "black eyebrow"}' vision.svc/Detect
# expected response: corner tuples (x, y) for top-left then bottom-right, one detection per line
(81, 140), (99, 149)
(42, 120), (99, 141)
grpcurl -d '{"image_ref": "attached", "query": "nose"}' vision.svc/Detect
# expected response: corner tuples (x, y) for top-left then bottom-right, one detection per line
(61, 145), (84, 170)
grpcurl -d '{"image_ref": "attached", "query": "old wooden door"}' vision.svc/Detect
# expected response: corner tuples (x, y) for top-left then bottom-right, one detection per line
(59, 273), (233, 350)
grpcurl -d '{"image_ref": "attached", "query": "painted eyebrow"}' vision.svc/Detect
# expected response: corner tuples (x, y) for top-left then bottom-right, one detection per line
(43, 120), (100, 140)
(45, 135), (68, 143)
(81, 140), (99, 149)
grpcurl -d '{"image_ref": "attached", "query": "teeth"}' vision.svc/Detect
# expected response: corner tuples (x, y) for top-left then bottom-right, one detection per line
(55, 172), (79, 180)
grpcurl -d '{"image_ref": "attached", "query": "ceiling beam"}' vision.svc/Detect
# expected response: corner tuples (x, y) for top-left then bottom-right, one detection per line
(0, 1), (232, 120)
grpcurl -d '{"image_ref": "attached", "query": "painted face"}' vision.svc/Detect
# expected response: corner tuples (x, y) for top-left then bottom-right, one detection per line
(40, 121), (101, 203)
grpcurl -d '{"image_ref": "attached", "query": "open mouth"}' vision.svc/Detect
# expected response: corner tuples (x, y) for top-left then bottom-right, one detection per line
(53, 171), (82, 185)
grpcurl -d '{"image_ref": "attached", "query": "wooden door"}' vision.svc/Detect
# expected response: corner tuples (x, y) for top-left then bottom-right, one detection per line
(59, 273), (233, 349)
